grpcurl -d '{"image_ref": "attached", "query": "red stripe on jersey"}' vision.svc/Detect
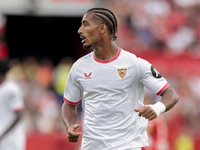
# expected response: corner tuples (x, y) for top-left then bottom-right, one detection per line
(156, 83), (169, 96)
(63, 97), (81, 105)
(94, 47), (121, 63)
(13, 107), (24, 112)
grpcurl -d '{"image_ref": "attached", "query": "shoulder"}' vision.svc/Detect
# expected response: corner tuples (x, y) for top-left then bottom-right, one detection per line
(121, 49), (137, 59)
(121, 49), (149, 65)
(71, 52), (93, 70)
(2, 80), (21, 93)
(6, 80), (20, 89)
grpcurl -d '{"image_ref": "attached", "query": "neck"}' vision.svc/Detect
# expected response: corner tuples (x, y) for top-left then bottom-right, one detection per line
(93, 41), (119, 60)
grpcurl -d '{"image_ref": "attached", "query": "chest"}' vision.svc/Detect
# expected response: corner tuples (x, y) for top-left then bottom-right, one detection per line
(76, 62), (138, 92)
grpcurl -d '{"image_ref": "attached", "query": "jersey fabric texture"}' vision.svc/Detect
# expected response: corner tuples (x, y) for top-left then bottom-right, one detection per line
(0, 80), (26, 150)
(63, 48), (169, 150)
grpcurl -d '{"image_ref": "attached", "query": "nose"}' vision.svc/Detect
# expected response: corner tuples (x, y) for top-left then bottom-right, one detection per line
(77, 25), (83, 35)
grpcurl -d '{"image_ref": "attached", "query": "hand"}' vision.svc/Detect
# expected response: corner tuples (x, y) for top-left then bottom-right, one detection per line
(67, 124), (82, 142)
(134, 106), (157, 121)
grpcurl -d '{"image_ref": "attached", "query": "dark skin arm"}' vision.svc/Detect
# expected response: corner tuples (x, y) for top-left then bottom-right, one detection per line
(134, 86), (179, 121)
(0, 110), (23, 140)
(61, 102), (81, 142)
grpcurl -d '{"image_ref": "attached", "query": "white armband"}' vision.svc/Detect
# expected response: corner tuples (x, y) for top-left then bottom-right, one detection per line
(148, 102), (166, 118)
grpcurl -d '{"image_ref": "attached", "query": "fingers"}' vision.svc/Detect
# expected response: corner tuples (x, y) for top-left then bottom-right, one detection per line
(149, 115), (157, 121)
(134, 106), (143, 112)
(68, 124), (82, 142)
(68, 124), (82, 136)
(135, 106), (157, 121)
(134, 106), (146, 117)
(144, 109), (157, 120)
(73, 124), (80, 132)
(68, 131), (82, 137)
(68, 135), (80, 142)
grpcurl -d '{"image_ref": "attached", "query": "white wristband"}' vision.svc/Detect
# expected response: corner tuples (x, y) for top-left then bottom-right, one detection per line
(148, 102), (166, 118)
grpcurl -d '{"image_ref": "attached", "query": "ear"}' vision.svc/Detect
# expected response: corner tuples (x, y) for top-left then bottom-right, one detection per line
(100, 24), (106, 35)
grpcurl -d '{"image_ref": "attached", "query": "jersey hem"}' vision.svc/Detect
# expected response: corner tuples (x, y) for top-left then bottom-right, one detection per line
(63, 97), (82, 105)
(156, 83), (169, 95)
(82, 135), (149, 147)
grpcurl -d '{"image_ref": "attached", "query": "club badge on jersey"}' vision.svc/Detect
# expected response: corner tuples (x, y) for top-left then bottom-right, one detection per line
(117, 68), (127, 79)
(151, 65), (162, 78)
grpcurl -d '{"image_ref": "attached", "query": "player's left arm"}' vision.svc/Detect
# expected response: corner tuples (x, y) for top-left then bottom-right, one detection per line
(160, 85), (179, 111)
(134, 58), (179, 120)
(134, 85), (179, 121)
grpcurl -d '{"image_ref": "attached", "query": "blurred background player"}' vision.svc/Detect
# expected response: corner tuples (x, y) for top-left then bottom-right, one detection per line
(0, 59), (26, 150)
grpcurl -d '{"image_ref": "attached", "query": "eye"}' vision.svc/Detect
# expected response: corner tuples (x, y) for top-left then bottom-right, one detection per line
(84, 23), (87, 26)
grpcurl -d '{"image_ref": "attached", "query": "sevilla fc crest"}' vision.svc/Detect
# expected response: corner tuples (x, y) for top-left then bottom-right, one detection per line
(117, 68), (127, 79)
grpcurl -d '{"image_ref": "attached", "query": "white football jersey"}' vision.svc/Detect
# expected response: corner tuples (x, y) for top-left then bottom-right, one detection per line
(0, 80), (25, 150)
(64, 48), (169, 150)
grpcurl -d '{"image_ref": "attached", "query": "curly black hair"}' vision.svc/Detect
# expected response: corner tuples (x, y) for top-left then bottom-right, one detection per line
(87, 7), (118, 41)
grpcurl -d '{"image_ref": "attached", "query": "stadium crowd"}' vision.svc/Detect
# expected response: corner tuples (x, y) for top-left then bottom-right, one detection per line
(0, 0), (200, 150)
(98, 0), (200, 56)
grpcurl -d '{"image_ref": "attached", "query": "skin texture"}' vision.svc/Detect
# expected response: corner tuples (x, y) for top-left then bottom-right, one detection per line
(61, 12), (179, 143)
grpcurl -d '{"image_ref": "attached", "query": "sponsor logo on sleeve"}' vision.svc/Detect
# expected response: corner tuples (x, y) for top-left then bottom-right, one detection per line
(151, 65), (162, 78)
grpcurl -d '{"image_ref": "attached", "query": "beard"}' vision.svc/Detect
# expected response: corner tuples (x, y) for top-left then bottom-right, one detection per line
(83, 44), (91, 49)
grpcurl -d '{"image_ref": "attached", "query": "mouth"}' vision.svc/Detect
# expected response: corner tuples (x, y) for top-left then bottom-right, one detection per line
(80, 35), (86, 44)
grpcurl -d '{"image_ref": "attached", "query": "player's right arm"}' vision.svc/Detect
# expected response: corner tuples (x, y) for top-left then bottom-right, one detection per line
(61, 102), (81, 142)
(62, 60), (82, 142)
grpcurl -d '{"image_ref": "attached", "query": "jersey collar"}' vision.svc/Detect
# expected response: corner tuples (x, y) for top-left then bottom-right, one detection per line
(93, 47), (121, 64)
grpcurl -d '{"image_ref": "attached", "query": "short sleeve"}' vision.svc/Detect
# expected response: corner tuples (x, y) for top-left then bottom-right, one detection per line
(9, 85), (24, 112)
(137, 58), (169, 95)
(63, 64), (82, 105)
